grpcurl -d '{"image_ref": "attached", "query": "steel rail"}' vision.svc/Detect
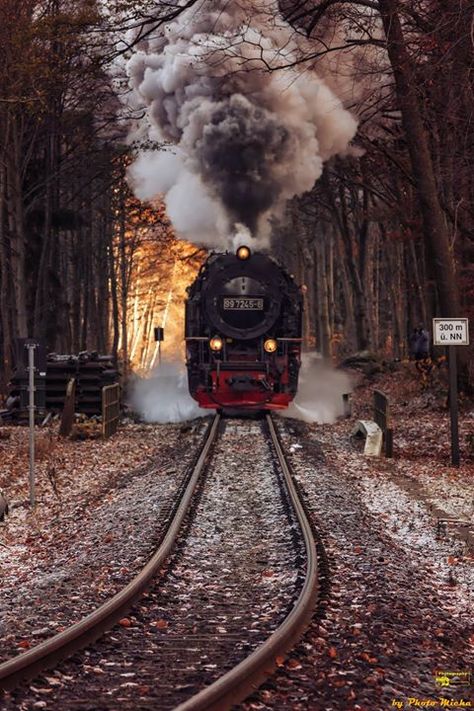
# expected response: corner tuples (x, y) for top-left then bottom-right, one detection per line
(174, 413), (319, 711)
(0, 413), (221, 692)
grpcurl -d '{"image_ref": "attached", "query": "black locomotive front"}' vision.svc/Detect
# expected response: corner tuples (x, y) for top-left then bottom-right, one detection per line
(185, 246), (303, 410)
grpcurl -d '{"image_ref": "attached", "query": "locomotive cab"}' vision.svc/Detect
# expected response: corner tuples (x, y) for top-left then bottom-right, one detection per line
(185, 247), (303, 411)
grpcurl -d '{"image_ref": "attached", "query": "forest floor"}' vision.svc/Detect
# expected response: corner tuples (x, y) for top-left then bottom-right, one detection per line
(0, 419), (207, 662)
(346, 359), (474, 541)
(242, 360), (474, 711)
(0, 361), (473, 710)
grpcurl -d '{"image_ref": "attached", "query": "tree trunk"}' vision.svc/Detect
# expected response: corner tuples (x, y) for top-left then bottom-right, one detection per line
(378, 0), (459, 318)
(108, 228), (120, 365)
(119, 197), (129, 375)
(0, 158), (12, 379)
(317, 228), (331, 358)
(7, 119), (28, 339)
(333, 227), (355, 351)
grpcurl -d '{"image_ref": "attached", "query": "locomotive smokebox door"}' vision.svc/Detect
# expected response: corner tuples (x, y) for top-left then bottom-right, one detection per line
(154, 327), (164, 342)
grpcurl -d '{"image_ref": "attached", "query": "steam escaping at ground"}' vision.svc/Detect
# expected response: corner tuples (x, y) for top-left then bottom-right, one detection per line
(129, 356), (349, 423)
(130, 362), (207, 423)
(126, 0), (358, 247)
(282, 354), (352, 424)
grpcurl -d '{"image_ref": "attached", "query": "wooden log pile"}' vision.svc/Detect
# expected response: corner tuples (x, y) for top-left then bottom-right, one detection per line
(6, 351), (119, 419)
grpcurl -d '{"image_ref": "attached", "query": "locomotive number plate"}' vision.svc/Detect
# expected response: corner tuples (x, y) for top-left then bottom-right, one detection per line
(223, 297), (264, 310)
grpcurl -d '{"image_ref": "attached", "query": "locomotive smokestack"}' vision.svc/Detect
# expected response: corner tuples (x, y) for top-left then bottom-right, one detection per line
(126, 0), (358, 247)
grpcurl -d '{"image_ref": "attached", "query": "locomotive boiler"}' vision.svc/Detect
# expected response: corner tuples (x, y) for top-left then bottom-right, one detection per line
(185, 246), (303, 411)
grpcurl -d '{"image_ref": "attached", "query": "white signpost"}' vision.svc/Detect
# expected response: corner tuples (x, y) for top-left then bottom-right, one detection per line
(433, 318), (469, 346)
(432, 318), (470, 466)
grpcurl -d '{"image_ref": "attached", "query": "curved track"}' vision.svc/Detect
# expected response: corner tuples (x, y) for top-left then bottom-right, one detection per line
(0, 414), (221, 692)
(0, 413), (320, 710)
(175, 413), (318, 710)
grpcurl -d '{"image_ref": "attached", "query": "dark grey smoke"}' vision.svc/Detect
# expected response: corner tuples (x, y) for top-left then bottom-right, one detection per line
(125, 0), (358, 246)
(198, 96), (289, 232)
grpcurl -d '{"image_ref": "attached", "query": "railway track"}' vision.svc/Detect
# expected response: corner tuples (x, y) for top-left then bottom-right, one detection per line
(0, 414), (319, 710)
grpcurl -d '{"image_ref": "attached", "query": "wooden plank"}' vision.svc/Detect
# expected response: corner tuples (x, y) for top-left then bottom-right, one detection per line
(373, 390), (393, 458)
(102, 384), (120, 439)
(59, 378), (76, 438)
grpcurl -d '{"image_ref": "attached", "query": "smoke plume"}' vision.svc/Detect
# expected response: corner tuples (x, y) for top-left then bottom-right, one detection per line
(125, 0), (358, 246)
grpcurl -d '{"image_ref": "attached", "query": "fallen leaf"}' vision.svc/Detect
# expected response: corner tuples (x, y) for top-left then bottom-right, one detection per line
(360, 652), (378, 664)
(118, 618), (131, 628)
(287, 658), (302, 670)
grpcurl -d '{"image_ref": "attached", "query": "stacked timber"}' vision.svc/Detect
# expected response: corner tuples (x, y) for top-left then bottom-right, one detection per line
(46, 352), (119, 415)
(5, 351), (119, 419)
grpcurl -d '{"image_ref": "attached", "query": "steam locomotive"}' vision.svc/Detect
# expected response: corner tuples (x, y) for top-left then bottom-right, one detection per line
(185, 246), (303, 411)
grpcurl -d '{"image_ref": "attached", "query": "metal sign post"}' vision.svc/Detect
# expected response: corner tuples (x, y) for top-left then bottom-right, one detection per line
(25, 340), (37, 507)
(154, 327), (164, 368)
(433, 318), (470, 467)
(448, 346), (459, 466)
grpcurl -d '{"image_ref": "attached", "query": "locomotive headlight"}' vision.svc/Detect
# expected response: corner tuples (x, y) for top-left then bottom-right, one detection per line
(236, 246), (251, 260)
(264, 338), (278, 353)
(209, 336), (223, 351)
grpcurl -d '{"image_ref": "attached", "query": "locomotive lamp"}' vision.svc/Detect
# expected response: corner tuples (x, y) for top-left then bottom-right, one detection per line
(209, 336), (223, 351)
(264, 338), (278, 353)
(236, 246), (251, 260)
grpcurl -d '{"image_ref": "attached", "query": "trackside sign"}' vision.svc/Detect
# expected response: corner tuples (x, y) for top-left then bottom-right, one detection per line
(432, 318), (469, 346)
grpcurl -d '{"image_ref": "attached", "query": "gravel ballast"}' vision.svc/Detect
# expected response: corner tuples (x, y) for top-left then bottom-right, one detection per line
(2, 418), (307, 710)
(0, 420), (208, 661)
(1, 362), (473, 711)
(240, 416), (474, 711)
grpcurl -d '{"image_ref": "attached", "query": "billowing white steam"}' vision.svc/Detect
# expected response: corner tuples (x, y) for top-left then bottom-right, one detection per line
(126, 0), (358, 247)
(130, 362), (207, 423)
(130, 354), (350, 424)
(281, 353), (352, 424)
